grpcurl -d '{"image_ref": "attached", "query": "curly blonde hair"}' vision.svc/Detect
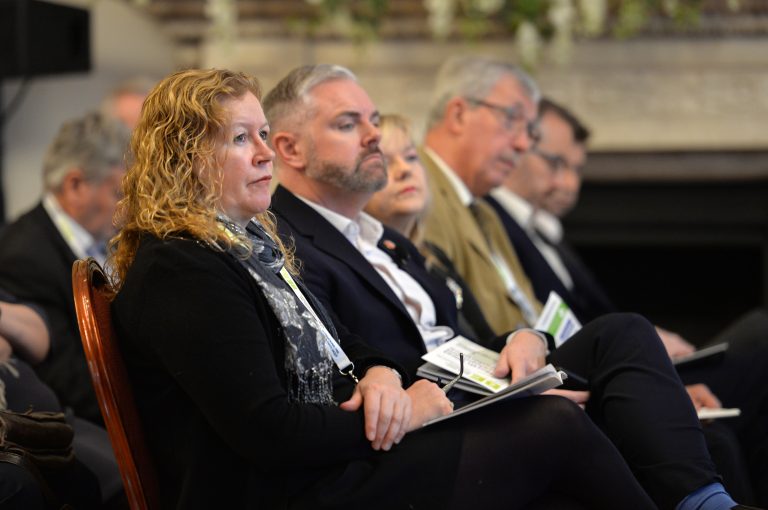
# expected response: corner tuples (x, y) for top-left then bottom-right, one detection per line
(108, 68), (292, 289)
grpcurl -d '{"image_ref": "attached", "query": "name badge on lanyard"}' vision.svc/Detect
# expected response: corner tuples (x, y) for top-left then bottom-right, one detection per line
(279, 267), (358, 384)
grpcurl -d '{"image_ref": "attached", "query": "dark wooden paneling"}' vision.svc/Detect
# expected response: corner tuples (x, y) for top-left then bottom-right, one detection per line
(563, 154), (768, 343)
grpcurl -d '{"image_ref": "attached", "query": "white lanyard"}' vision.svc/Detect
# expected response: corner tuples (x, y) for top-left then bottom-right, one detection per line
(44, 195), (90, 260)
(489, 252), (539, 327)
(279, 267), (358, 383)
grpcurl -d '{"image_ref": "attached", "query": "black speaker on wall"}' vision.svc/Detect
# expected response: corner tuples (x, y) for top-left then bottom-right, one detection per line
(0, 0), (91, 78)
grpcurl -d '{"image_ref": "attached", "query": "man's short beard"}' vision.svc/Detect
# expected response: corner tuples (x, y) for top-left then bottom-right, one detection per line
(306, 154), (387, 193)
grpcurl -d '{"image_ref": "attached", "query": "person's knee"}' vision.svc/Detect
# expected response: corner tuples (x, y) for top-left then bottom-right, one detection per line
(532, 396), (590, 435)
(739, 307), (768, 326)
(597, 312), (654, 334)
(718, 308), (768, 352)
(591, 312), (666, 358)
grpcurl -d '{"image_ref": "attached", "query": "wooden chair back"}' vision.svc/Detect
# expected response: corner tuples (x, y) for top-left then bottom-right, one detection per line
(72, 258), (160, 510)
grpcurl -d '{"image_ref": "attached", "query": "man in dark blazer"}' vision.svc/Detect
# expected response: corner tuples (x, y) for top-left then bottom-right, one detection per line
(264, 65), (483, 379)
(485, 98), (614, 324)
(271, 185), (467, 378)
(261, 63), (758, 510)
(0, 112), (129, 423)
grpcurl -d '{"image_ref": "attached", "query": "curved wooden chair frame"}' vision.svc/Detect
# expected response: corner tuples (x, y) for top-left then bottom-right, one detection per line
(72, 258), (160, 510)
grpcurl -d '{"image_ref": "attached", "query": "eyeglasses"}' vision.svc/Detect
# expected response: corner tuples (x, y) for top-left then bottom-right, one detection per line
(465, 97), (540, 142)
(530, 147), (568, 173)
(441, 353), (464, 394)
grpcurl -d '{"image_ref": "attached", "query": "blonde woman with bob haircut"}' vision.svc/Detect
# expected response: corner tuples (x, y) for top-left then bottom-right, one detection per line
(109, 68), (655, 509)
(364, 114), (497, 343)
(364, 114), (430, 242)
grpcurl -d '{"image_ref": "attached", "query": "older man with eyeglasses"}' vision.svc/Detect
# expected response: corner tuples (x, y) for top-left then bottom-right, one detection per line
(420, 56), (542, 334)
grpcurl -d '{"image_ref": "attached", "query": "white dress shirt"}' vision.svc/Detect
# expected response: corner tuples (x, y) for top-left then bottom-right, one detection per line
(423, 147), (474, 207)
(489, 187), (574, 290)
(43, 193), (105, 265)
(298, 196), (453, 351)
(533, 209), (565, 245)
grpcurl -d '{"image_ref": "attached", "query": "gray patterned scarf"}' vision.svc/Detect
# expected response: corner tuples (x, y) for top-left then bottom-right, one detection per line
(218, 216), (335, 405)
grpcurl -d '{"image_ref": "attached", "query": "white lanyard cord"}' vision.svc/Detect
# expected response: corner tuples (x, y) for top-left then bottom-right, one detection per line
(279, 267), (358, 384)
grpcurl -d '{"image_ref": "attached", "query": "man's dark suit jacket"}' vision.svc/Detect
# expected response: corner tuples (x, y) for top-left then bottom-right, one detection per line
(0, 203), (99, 421)
(485, 195), (616, 323)
(271, 185), (469, 380)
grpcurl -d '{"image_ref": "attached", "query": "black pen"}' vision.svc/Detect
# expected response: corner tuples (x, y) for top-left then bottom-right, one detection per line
(555, 366), (589, 388)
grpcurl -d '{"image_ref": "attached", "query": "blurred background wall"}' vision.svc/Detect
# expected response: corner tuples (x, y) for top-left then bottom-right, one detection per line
(2, 0), (175, 219)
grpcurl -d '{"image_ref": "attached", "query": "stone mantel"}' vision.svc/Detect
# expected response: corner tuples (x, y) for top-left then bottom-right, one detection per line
(197, 37), (768, 152)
